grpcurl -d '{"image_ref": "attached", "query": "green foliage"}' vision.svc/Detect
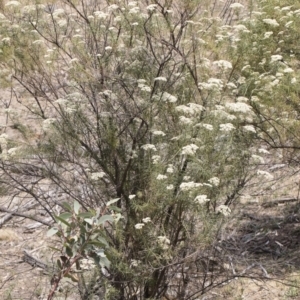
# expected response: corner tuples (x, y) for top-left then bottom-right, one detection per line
(2, 0), (300, 299)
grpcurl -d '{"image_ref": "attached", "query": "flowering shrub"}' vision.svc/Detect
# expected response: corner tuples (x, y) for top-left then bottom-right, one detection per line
(0, 0), (295, 299)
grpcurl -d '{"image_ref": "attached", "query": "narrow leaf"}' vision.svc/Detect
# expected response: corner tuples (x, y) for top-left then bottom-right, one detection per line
(106, 198), (120, 207)
(74, 200), (81, 214)
(47, 227), (58, 237)
(98, 215), (114, 224)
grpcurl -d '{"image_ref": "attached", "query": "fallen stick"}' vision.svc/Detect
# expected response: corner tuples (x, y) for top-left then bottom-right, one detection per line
(0, 201), (38, 227)
(0, 206), (52, 226)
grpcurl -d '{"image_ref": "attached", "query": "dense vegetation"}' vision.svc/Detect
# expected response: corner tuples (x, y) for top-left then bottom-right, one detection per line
(0, 0), (299, 298)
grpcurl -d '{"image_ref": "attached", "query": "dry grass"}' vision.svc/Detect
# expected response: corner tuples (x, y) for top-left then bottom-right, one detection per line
(0, 228), (19, 241)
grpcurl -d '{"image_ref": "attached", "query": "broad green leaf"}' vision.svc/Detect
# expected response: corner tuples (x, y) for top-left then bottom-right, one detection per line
(100, 256), (111, 268)
(78, 212), (93, 218)
(84, 218), (94, 225)
(47, 227), (58, 237)
(106, 198), (120, 207)
(59, 212), (72, 220)
(98, 215), (114, 224)
(74, 200), (81, 214)
(97, 237), (109, 247)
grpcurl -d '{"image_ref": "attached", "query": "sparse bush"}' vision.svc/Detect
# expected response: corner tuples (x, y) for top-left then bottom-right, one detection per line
(1, 0), (297, 299)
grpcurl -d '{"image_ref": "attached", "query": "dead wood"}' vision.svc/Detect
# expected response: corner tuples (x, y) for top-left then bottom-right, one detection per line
(22, 250), (55, 274)
(0, 206), (52, 226)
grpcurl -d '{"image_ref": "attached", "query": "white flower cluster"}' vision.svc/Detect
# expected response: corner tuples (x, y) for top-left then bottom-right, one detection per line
(181, 144), (199, 156)
(217, 205), (231, 216)
(243, 125), (256, 133)
(263, 19), (279, 27)
(141, 144), (157, 151)
(159, 92), (177, 103)
(135, 223), (144, 229)
(213, 60), (232, 70)
(90, 172), (106, 180)
(208, 177), (220, 186)
(270, 55), (283, 63)
(198, 78), (223, 91)
(229, 3), (244, 9)
(194, 194), (210, 204)
(157, 236), (170, 250)
(219, 123), (235, 132)
(154, 76), (167, 82)
(176, 103), (205, 115)
(180, 181), (202, 191)
(147, 4), (157, 12)
(152, 130), (166, 136)
(138, 79), (151, 92)
(225, 102), (252, 113)
(157, 174), (167, 180)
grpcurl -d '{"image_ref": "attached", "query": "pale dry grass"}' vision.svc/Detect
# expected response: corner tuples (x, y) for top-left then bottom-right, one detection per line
(0, 228), (19, 241)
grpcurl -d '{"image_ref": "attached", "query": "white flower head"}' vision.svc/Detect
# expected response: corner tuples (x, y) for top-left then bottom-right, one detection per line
(219, 123), (235, 132)
(135, 223), (145, 230)
(230, 3), (244, 9)
(152, 130), (166, 136)
(129, 194), (136, 199)
(225, 102), (252, 113)
(264, 31), (273, 39)
(5, 1), (20, 7)
(157, 174), (167, 180)
(166, 184), (174, 190)
(90, 172), (106, 180)
(181, 144), (199, 156)
(154, 76), (167, 82)
(213, 60), (232, 70)
(130, 259), (141, 267)
(270, 55), (283, 63)
(152, 155), (161, 164)
(157, 236), (170, 249)
(258, 148), (270, 154)
(142, 217), (151, 223)
(180, 181), (202, 191)
(141, 144), (157, 151)
(208, 177), (220, 187)
(166, 165), (174, 173)
(217, 205), (231, 216)
(194, 195), (210, 204)
(263, 19), (280, 27)
(147, 4), (157, 11)
(243, 125), (256, 133)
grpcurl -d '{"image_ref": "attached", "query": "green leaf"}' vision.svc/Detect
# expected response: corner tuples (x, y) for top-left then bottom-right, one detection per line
(59, 212), (72, 220)
(55, 215), (71, 227)
(47, 227), (58, 237)
(62, 202), (72, 212)
(78, 212), (93, 218)
(100, 256), (111, 268)
(106, 198), (120, 207)
(98, 215), (114, 225)
(84, 218), (94, 225)
(87, 240), (108, 248)
(108, 205), (121, 212)
(97, 236), (109, 247)
(74, 200), (81, 214)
